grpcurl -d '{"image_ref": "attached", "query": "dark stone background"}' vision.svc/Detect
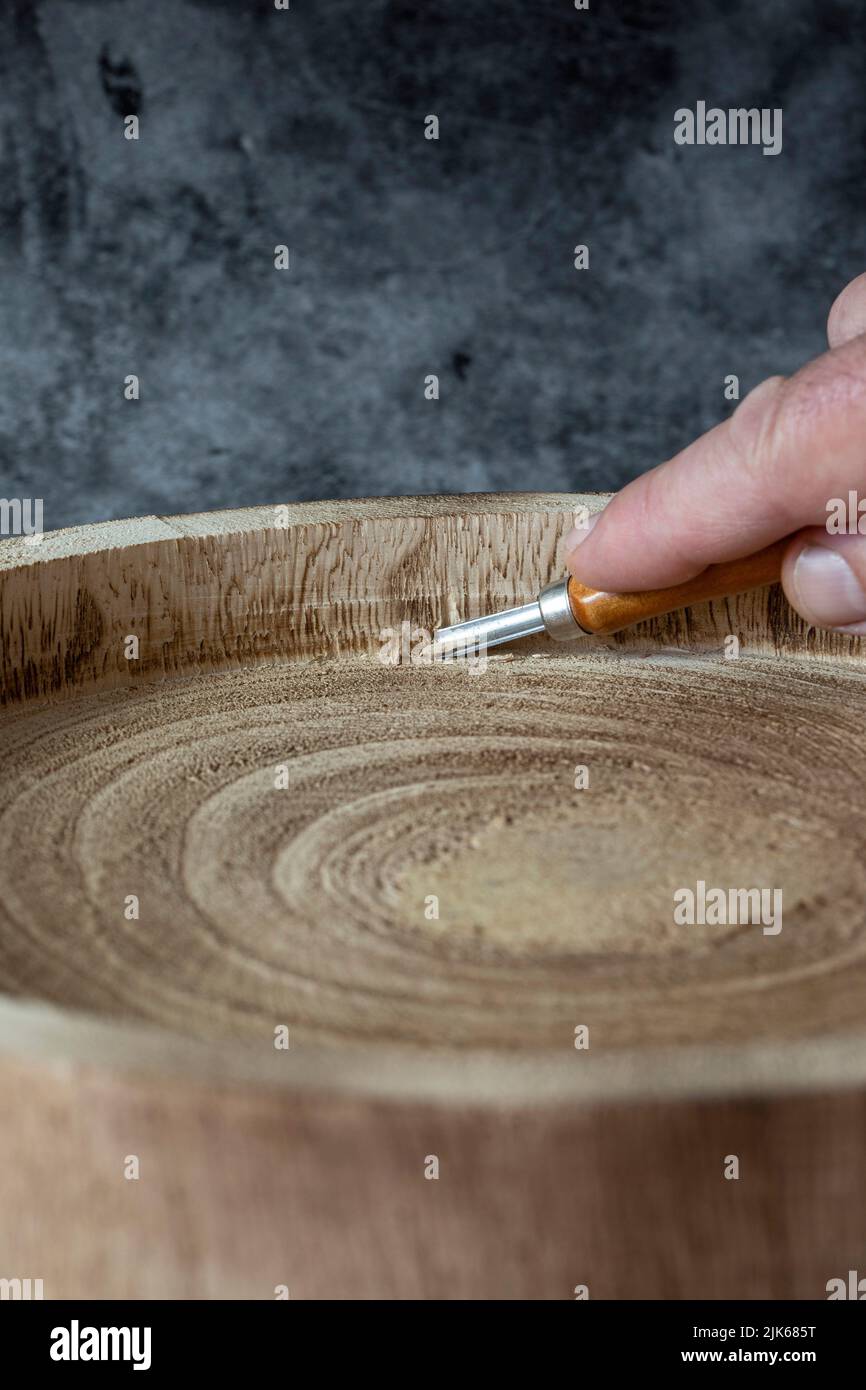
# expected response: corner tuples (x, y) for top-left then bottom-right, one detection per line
(1, 0), (864, 530)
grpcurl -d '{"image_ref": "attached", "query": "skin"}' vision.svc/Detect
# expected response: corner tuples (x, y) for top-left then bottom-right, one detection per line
(564, 272), (866, 635)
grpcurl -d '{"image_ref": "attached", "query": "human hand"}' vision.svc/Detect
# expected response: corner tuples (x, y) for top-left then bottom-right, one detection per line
(564, 273), (866, 635)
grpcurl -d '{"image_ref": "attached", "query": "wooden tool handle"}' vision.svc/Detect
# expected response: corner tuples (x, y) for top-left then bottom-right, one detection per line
(567, 539), (788, 636)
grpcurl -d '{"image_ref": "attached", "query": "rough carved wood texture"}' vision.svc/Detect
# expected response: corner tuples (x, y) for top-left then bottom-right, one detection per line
(1, 492), (866, 1300)
(1, 493), (863, 706)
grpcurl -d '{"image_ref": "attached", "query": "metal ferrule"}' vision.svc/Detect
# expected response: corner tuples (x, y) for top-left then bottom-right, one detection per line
(432, 576), (587, 659)
(538, 577), (585, 641)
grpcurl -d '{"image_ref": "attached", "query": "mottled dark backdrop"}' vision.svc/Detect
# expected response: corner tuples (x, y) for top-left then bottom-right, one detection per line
(1, 0), (864, 530)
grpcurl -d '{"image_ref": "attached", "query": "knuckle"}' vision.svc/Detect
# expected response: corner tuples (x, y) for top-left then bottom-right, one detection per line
(770, 348), (866, 497)
(780, 351), (866, 441)
(732, 346), (866, 491)
(728, 375), (786, 478)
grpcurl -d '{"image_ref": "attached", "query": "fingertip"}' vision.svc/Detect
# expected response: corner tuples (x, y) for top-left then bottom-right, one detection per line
(782, 527), (866, 631)
(827, 271), (866, 349)
(562, 512), (600, 572)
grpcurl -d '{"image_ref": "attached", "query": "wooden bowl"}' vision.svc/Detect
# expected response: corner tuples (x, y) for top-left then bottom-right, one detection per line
(1, 492), (865, 1299)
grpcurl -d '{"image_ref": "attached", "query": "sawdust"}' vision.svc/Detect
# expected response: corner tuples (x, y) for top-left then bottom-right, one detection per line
(0, 648), (863, 1052)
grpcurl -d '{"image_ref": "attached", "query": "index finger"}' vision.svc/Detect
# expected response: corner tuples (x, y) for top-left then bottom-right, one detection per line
(565, 316), (866, 592)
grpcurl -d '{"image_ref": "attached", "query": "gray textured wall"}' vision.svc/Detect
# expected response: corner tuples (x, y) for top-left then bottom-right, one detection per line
(1, 0), (864, 530)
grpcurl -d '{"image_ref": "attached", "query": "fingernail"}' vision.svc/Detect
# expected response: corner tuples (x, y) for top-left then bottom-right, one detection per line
(792, 544), (866, 630)
(563, 512), (600, 559)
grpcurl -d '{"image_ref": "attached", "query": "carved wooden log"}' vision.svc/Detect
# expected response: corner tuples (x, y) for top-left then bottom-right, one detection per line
(1, 493), (865, 1299)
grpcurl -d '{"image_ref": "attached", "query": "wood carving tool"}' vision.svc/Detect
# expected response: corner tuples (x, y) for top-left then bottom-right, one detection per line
(433, 539), (787, 658)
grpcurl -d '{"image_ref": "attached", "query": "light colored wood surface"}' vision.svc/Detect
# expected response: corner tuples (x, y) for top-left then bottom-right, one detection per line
(2, 1054), (866, 1300)
(1, 492), (866, 1299)
(1, 492), (863, 706)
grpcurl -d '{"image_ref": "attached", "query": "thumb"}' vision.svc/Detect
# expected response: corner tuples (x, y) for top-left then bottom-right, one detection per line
(782, 527), (866, 634)
(564, 274), (866, 614)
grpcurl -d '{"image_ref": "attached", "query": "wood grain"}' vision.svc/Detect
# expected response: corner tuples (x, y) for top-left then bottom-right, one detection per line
(1, 493), (862, 707)
(1, 492), (866, 1299)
